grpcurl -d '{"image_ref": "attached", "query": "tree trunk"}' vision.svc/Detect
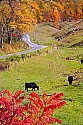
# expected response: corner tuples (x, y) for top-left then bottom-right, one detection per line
(82, 3), (83, 21)
(8, 32), (12, 44)
(0, 26), (3, 48)
(0, 37), (3, 48)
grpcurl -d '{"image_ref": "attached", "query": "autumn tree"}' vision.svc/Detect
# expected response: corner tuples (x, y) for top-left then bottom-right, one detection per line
(0, 0), (37, 48)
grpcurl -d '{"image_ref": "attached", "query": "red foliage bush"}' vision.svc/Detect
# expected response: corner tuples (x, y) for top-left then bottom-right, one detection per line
(0, 90), (66, 125)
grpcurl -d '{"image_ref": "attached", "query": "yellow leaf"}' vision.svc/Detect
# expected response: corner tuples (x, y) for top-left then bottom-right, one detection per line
(8, 22), (17, 29)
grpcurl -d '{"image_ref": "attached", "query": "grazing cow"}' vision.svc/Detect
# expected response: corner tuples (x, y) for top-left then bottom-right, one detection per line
(68, 76), (73, 85)
(81, 59), (83, 63)
(25, 82), (39, 91)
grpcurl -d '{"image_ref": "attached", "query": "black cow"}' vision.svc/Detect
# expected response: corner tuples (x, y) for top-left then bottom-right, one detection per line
(25, 82), (39, 91)
(68, 76), (73, 85)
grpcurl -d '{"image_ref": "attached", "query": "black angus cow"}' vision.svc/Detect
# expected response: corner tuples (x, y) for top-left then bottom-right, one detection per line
(68, 76), (73, 85)
(25, 82), (39, 91)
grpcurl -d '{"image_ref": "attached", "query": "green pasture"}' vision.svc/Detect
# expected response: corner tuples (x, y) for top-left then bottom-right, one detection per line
(0, 24), (83, 125)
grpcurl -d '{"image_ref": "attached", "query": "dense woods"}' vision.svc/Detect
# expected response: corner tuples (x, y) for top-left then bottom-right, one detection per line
(0, 0), (83, 48)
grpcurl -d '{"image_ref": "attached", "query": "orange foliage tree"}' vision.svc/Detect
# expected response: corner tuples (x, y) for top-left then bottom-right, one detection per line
(0, 0), (38, 46)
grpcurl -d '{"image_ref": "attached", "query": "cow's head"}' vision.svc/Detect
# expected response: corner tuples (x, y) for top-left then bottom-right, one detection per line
(37, 86), (39, 90)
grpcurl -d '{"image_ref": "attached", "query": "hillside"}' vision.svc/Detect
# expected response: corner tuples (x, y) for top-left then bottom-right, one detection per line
(30, 20), (83, 47)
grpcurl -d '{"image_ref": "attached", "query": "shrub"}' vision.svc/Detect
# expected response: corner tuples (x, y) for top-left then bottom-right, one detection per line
(8, 55), (20, 62)
(0, 61), (9, 71)
(0, 90), (66, 125)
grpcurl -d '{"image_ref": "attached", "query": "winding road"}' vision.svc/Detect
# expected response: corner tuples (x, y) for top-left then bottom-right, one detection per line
(0, 33), (47, 59)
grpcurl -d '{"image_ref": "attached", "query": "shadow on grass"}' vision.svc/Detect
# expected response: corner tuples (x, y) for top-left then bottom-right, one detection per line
(69, 40), (83, 47)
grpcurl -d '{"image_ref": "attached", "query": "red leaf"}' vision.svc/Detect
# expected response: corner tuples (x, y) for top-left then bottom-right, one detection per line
(29, 103), (40, 115)
(29, 92), (44, 109)
(0, 91), (3, 97)
(29, 92), (40, 98)
(50, 117), (62, 124)
(3, 90), (12, 97)
(56, 101), (66, 108)
(13, 90), (25, 99)
(0, 97), (9, 104)
(47, 92), (64, 104)
(23, 116), (34, 124)
(42, 93), (48, 105)
(28, 97), (41, 108)
(15, 96), (25, 103)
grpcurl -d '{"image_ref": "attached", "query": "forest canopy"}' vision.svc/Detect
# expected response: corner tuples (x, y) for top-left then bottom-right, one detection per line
(0, 0), (83, 48)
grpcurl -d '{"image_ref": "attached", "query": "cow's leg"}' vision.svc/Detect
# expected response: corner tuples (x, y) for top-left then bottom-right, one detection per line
(27, 87), (28, 91)
(69, 81), (72, 85)
(25, 86), (26, 91)
(32, 88), (35, 91)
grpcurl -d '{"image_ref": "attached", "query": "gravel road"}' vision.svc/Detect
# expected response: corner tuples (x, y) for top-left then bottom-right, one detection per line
(0, 33), (47, 59)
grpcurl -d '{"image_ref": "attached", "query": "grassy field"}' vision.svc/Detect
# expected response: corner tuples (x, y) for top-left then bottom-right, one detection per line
(0, 21), (83, 125)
